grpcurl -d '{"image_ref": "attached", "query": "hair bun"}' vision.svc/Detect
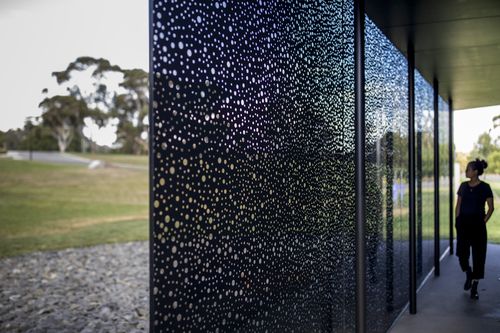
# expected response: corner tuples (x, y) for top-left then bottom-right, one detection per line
(472, 158), (487, 175)
(482, 159), (488, 169)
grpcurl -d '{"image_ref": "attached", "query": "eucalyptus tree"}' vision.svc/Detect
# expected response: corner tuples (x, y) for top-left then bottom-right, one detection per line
(38, 95), (90, 152)
(112, 68), (149, 154)
(51, 57), (122, 151)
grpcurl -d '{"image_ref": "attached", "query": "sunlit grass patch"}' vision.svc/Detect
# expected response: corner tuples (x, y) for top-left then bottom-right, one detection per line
(0, 159), (148, 258)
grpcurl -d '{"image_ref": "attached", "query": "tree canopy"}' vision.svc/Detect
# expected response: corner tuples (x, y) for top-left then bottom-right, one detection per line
(14, 56), (150, 154)
(468, 131), (500, 174)
(39, 95), (89, 152)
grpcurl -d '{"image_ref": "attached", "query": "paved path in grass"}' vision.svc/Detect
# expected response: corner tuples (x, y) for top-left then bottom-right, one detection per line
(5, 151), (147, 170)
(6, 151), (91, 165)
(0, 241), (148, 333)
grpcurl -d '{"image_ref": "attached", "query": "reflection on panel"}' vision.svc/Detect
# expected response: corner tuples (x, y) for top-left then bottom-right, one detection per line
(439, 96), (450, 256)
(415, 71), (435, 284)
(365, 17), (410, 333)
(150, 1), (356, 331)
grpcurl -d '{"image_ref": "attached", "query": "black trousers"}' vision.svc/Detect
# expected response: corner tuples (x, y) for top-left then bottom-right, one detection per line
(456, 214), (487, 280)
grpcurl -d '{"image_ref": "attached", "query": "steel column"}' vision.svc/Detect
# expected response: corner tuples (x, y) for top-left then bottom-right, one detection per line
(354, 0), (366, 331)
(433, 79), (440, 276)
(408, 42), (417, 315)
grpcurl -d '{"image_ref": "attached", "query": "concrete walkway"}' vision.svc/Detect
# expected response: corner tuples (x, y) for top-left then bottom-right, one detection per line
(6, 150), (91, 165)
(4, 151), (147, 170)
(390, 243), (500, 333)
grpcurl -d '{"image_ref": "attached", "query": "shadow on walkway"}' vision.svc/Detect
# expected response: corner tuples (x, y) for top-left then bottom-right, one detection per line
(390, 243), (500, 333)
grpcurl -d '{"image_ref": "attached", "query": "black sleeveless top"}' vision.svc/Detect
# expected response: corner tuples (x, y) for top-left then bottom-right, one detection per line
(457, 181), (493, 217)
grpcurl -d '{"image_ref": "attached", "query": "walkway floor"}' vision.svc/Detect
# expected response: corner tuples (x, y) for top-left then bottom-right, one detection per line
(390, 243), (500, 333)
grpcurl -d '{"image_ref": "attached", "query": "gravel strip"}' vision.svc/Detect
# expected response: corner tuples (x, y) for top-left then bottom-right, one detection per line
(0, 241), (149, 333)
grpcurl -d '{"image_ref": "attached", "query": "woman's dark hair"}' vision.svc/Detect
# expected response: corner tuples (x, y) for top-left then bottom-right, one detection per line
(469, 158), (488, 176)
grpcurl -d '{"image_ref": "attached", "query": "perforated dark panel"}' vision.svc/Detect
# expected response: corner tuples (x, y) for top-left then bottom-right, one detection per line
(149, 2), (451, 331)
(150, 1), (356, 331)
(415, 71), (435, 284)
(365, 17), (410, 332)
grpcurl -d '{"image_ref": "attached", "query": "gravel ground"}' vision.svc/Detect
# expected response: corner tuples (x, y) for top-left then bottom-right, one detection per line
(0, 241), (149, 333)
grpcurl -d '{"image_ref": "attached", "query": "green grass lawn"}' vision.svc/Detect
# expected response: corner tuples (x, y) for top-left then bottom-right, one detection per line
(379, 184), (500, 244)
(430, 181), (500, 243)
(3, 155), (500, 258)
(485, 181), (500, 242)
(452, 177), (500, 243)
(0, 158), (148, 258)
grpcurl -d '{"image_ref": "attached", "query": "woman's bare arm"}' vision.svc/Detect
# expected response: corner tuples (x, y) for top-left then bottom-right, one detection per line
(455, 196), (462, 219)
(485, 197), (494, 223)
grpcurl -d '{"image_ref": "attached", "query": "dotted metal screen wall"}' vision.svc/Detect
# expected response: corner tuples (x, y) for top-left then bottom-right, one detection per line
(365, 17), (410, 332)
(415, 71), (435, 285)
(150, 1), (356, 331)
(150, 1), (451, 332)
(438, 96), (450, 257)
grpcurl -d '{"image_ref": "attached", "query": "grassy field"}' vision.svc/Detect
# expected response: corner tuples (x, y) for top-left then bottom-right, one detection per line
(411, 182), (500, 243)
(0, 158), (148, 258)
(484, 181), (500, 242)
(375, 184), (500, 243)
(2, 155), (500, 258)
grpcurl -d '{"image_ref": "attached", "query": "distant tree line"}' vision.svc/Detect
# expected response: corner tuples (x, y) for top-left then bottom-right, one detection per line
(460, 114), (500, 174)
(469, 131), (500, 174)
(0, 56), (148, 154)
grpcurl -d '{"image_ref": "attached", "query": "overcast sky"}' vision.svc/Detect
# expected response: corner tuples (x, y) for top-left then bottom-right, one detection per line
(454, 105), (500, 153)
(0, 0), (148, 134)
(0, 0), (497, 152)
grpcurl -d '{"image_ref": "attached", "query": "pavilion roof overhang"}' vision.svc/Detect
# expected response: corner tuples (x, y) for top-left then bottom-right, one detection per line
(366, 0), (500, 110)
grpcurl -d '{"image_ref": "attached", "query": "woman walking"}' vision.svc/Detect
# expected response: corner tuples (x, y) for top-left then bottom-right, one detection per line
(455, 159), (494, 299)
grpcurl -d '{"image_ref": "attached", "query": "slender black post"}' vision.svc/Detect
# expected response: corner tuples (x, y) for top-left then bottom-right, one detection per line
(449, 98), (454, 255)
(416, 88), (422, 279)
(408, 42), (417, 315)
(417, 131), (423, 277)
(433, 79), (440, 276)
(354, 0), (366, 331)
(26, 116), (34, 161)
